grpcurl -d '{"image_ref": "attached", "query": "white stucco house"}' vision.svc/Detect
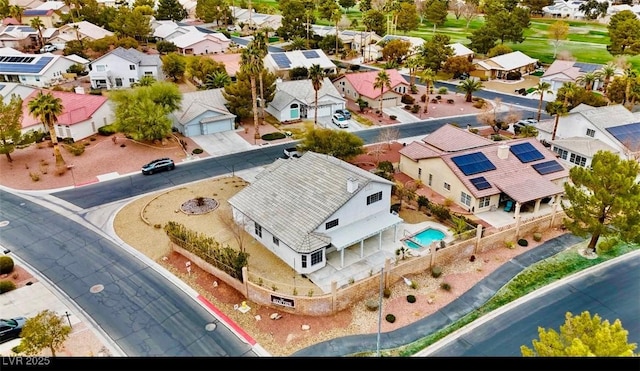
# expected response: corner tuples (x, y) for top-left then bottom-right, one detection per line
(170, 89), (236, 137)
(0, 49), (79, 88)
(88, 47), (164, 90)
(539, 60), (621, 93)
(263, 49), (337, 79)
(265, 77), (346, 123)
(152, 21), (230, 55)
(542, 0), (587, 19)
(228, 152), (403, 275)
(46, 21), (114, 51)
(537, 104), (640, 167)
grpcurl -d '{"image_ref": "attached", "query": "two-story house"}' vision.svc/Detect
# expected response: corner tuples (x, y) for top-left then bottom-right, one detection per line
(0, 48), (80, 87)
(332, 68), (410, 110)
(228, 151), (403, 275)
(88, 47), (164, 90)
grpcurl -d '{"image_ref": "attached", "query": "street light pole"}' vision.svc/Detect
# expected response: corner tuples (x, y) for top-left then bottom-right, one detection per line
(376, 266), (384, 357)
(66, 164), (75, 187)
(64, 311), (72, 328)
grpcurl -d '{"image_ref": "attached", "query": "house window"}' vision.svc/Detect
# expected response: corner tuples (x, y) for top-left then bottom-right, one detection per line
(461, 191), (471, 206)
(144, 71), (153, 75)
(311, 250), (323, 265)
(129, 65), (136, 70)
(129, 78), (135, 83)
(586, 128), (595, 137)
(553, 147), (568, 160)
(35, 77), (40, 81)
(428, 173), (432, 186)
(96, 65), (105, 72)
(418, 168), (422, 177)
(570, 153), (587, 167)
(255, 223), (262, 238)
(366, 191), (383, 205)
(325, 219), (339, 230)
(444, 182), (451, 191)
(272, 236), (279, 246)
(302, 255), (307, 268)
(479, 196), (490, 208)
(115, 78), (122, 87)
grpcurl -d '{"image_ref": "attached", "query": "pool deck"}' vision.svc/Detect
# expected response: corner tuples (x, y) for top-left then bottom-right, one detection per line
(400, 222), (456, 255)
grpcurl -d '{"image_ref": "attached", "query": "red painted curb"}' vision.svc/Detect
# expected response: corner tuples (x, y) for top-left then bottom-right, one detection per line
(197, 295), (257, 346)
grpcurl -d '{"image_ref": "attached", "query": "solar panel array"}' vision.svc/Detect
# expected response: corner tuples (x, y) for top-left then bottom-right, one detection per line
(532, 160), (564, 175)
(0, 56), (53, 74)
(451, 152), (497, 176)
(470, 176), (492, 190)
(0, 56), (35, 63)
(271, 53), (291, 68)
(302, 50), (319, 59)
(606, 123), (640, 148)
(574, 62), (601, 73)
(510, 142), (545, 163)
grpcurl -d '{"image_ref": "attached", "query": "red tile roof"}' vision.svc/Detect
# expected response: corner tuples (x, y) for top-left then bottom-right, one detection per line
(21, 90), (108, 129)
(422, 124), (493, 152)
(339, 69), (409, 99)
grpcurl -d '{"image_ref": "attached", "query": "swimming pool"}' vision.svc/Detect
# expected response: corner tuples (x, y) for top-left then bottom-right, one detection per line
(404, 228), (446, 249)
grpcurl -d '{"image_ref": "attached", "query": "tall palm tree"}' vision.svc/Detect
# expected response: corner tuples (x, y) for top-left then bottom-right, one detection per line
(576, 71), (598, 91)
(597, 62), (617, 95)
(250, 31), (269, 123)
(551, 82), (578, 141)
(9, 5), (23, 23)
(532, 81), (553, 122)
(457, 78), (483, 102)
(373, 70), (392, 116)
(308, 64), (323, 127)
(30, 17), (45, 49)
(240, 45), (263, 141)
(405, 56), (422, 87)
(28, 91), (65, 167)
(418, 67), (436, 113)
(331, 9), (342, 55)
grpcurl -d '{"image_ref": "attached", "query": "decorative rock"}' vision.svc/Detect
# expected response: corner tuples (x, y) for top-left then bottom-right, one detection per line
(301, 324), (310, 331)
(270, 313), (282, 320)
(427, 299), (434, 304)
(161, 256), (168, 261)
(212, 281), (218, 287)
(255, 315), (261, 321)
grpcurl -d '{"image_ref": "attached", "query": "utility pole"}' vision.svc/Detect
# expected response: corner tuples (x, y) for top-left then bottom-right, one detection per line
(376, 267), (384, 357)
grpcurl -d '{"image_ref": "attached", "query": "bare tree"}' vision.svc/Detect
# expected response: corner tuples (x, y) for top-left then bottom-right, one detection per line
(217, 208), (248, 253)
(476, 98), (521, 134)
(377, 126), (400, 150)
(461, 2), (478, 29)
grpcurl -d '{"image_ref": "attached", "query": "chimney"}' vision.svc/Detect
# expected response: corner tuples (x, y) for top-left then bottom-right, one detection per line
(346, 178), (359, 193)
(497, 144), (510, 160)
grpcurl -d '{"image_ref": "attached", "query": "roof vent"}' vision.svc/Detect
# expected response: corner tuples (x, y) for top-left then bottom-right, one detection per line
(497, 144), (510, 160)
(347, 178), (358, 193)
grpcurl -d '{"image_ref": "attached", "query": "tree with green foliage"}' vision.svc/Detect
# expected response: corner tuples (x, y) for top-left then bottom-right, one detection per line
(548, 20), (569, 59)
(0, 94), (26, 163)
(575, 71), (599, 91)
(578, 0), (609, 20)
(297, 124), (365, 161)
(29, 17), (45, 49)
(422, 0), (448, 29)
(607, 10), (640, 56)
(339, 0), (356, 12)
(241, 45), (264, 140)
(18, 309), (71, 357)
(204, 70), (231, 89)
(27, 91), (65, 167)
(418, 34), (454, 72)
(278, 0), (315, 41)
(80, 0), (117, 28)
(597, 62), (618, 95)
(382, 38), (411, 63)
(358, 0), (371, 12)
(562, 151), (640, 253)
(195, 0), (231, 25)
(110, 81), (182, 142)
(162, 52), (187, 81)
(62, 40), (88, 59)
(486, 7), (529, 44)
(468, 26), (498, 54)
(156, 40), (178, 54)
(522, 0), (554, 15)
(0, 0), (10, 19)
(521, 311), (638, 356)
(442, 55), (475, 78)
(486, 44), (512, 58)
(418, 67), (436, 112)
(186, 55), (225, 84)
(373, 70), (392, 116)
(457, 78), (483, 102)
(318, 34), (343, 55)
(308, 64), (323, 126)
(396, 2), (419, 34)
(531, 81), (553, 122)
(156, 0), (187, 21)
(362, 9), (386, 37)
(110, 6), (152, 41)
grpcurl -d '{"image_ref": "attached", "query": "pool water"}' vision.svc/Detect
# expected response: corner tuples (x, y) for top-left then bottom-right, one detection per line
(404, 228), (446, 249)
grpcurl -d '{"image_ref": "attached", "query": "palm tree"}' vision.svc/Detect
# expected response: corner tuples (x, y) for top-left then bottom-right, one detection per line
(27, 91), (65, 167)
(623, 68), (637, 110)
(250, 31), (269, 123)
(240, 45), (263, 141)
(204, 71), (231, 89)
(30, 17), (45, 49)
(286, 37), (307, 51)
(132, 75), (156, 87)
(373, 70), (392, 116)
(405, 56), (422, 88)
(597, 62), (617, 95)
(331, 9), (342, 55)
(9, 5), (23, 23)
(551, 82), (578, 141)
(418, 67), (436, 113)
(457, 78), (483, 102)
(308, 64), (323, 127)
(531, 81), (553, 122)
(576, 71), (598, 91)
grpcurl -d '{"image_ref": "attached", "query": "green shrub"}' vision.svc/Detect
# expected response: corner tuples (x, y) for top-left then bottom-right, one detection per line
(0, 256), (14, 274)
(440, 282), (451, 291)
(401, 94), (415, 104)
(431, 266), (442, 278)
(517, 238), (528, 247)
(533, 232), (542, 242)
(63, 142), (85, 156)
(385, 314), (396, 323)
(389, 115), (397, 120)
(192, 148), (203, 155)
(438, 87), (448, 94)
(98, 124), (118, 136)
(365, 299), (379, 311)
(261, 132), (286, 141)
(0, 280), (16, 293)
(406, 295), (416, 303)
(383, 287), (391, 298)
(597, 238), (618, 253)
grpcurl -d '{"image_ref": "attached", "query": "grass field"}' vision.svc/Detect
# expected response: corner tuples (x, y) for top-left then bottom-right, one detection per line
(247, 0), (640, 69)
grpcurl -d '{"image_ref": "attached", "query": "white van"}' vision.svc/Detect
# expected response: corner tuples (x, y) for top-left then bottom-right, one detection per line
(332, 113), (349, 128)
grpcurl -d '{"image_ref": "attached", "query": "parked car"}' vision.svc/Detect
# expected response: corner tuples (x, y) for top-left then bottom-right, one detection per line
(334, 109), (351, 119)
(331, 113), (350, 128)
(0, 317), (26, 344)
(40, 44), (56, 53)
(513, 119), (538, 134)
(141, 158), (175, 175)
(283, 147), (301, 158)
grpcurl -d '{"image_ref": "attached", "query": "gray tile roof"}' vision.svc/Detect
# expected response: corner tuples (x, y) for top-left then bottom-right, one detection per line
(552, 137), (620, 157)
(268, 77), (343, 110)
(570, 103), (637, 129)
(172, 89), (234, 124)
(228, 152), (395, 253)
(108, 47), (161, 67)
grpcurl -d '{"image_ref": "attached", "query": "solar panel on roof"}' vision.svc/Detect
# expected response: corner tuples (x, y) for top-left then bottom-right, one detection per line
(470, 176), (492, 190)
(606, 123), (640, 148)
(532, 160), (564, 175)
(0, 56), (53, 74)
(510, 142), (545, 163)
(302, 50), (319, 59)
(451, 152), (497, 176)
(271, 53), (291, 68)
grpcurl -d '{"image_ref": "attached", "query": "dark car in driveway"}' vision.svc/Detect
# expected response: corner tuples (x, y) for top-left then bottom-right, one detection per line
(334, 109), (351, 119)
(0, 317), (26, 344)
(141, 158), (175, 175)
